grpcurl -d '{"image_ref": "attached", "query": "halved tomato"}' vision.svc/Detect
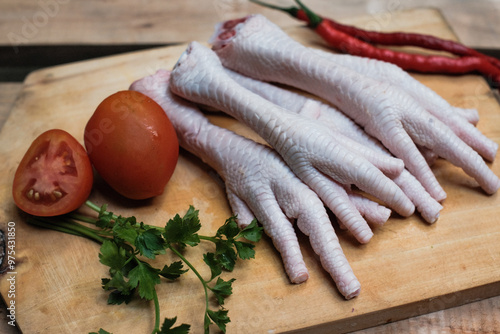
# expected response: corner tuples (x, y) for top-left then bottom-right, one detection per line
(12, 129), (93, 216)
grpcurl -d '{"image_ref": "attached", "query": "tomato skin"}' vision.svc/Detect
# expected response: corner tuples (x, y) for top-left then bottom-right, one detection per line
(84, 90), (179, 200)
(12, 129), (93, 216)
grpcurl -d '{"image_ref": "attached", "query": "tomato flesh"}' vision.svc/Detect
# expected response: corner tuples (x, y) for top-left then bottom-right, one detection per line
(13, 129), (93, 216)
(84, 90), (179, 200)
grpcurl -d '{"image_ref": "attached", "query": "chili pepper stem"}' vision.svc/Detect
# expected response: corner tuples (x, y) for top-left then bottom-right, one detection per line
(249, 0), (299, 16)
(294, 0), (322, 27)
(251, 0), (500, 74)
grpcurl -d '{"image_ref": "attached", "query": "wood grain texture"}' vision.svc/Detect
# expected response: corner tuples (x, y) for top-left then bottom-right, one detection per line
(0, 7), (499, 334)
(0, 83), (22, 129)
(1, 0), (499, 48)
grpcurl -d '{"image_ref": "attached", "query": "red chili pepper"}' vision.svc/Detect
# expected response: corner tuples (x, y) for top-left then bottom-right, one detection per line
(314, 20), (500, 81)
(250, 0), (500, 85)
(293, 8), (500, 69)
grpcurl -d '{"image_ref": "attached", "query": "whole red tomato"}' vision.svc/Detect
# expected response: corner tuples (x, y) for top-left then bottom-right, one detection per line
(84, 90), (179, 200)
(12, 129), (94, 216)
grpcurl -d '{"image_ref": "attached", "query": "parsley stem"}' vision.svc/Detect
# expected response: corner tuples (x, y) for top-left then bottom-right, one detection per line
(27, 216), (107, 243)
(198, 235), (217, 242)
(27, 217), (84, 237)
(85, 200), (119, 220)
(69, 212), (98, 224)
(169, 245), (207, 285)
(85, 200), (103, 213)
(59, 219), (107, 243)
(168, 245), (210, 327)
(151, 289), (161, 334)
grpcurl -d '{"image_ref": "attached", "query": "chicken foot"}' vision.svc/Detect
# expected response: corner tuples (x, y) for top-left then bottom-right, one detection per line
(130, 69), (361, 299)
(225, 69), (443, 223)
(210, 14), (500, 200)
(313, 51), (497, 161)
(169, 41), (416, 244)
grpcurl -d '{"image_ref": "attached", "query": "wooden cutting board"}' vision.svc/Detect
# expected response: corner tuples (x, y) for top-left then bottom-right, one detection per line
(1, 8), (499, 334)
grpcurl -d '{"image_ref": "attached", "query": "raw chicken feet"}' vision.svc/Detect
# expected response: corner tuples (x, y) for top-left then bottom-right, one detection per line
(225, 69), (443, 223)
(130, 69), (361, 299)
(314, 52), (497, 161)
(211, 14), (500, 200)
(170, 42), (416, 244)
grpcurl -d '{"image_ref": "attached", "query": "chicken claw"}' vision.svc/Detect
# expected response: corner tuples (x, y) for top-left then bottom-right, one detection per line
(211, 14), (500, 200)
(225, 69), (443, 223)
(130, 69), (361, 299)
(170, 42), (416, 244)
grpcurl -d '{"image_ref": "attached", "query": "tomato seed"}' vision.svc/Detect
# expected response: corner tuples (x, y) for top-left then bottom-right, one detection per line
(34, 192), (40, 201)
(27, 189), (34, 199)
(53, 190), (62, 198)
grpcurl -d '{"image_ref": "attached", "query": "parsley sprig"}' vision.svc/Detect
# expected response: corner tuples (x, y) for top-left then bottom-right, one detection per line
(27, 200), (263, 334)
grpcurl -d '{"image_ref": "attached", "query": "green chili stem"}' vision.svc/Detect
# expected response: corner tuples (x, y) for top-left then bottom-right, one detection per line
(249, 0), (299, 16)
(294, 0), (322, 27)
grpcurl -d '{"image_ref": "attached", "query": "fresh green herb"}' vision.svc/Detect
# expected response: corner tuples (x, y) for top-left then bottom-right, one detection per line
(28, 200), (263, 334)
(89, 329), (112, 334)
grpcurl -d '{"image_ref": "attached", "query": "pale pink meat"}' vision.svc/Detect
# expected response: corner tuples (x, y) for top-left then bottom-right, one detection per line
(129, 69), (361, 299)
(317, 53), (480, 126)
(211, 14), (500, 200)
(170, 42), (416, 244)
(226, 69), (443, 223)
(313, 51), (496, 161)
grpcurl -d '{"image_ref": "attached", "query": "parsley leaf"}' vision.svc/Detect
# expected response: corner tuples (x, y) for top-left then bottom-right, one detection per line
(203, 252), (222, 281)
(112, 216), (138, 244)
(89, 329), (112, 334)
(237, 220), (263, 242)
(214, 239), (238, 271)
(101, 271), (133, 299)
(159, 261), (188, 280)
(233, 240), (256, 260)
(30, 202), (263, 334)
(99, 240), (128, 270)
(128, 260), (161, 300)
(159, 317), (191, 334)
(106, 288), (134, 305)
(135, 227), (165, 259)
(163, 206), (201, 247)
(215, 217), (240, 239)
(95, 204), (113, 229)
(209, 277), (235, 305)
(207, 309), (230, 333)
(201, 217), (262, 275)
